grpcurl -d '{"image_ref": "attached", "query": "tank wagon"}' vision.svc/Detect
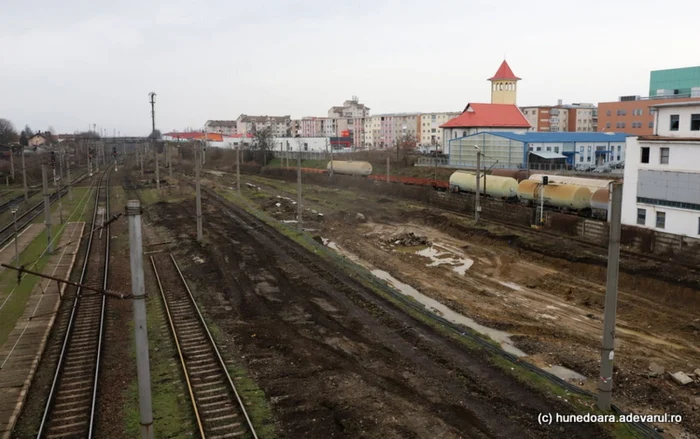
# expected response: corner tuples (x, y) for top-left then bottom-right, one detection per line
(517, 180), (592, 210)
(327, 160), (373, 176)
(491, 168), (529, 182)
(449, 172), (518, 199)
(527, 174), (614, 190)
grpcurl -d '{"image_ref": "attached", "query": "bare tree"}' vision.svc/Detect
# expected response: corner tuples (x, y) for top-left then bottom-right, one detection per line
(252, 127), (274, 166)
(148, 129), (162, 140)
(23, 125), (34, 138)
(395, 133), (417, 164)
(0, 119), (18, 144)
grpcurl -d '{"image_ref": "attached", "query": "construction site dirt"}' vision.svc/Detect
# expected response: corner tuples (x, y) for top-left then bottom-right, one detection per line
(147, 192), (608, 439)
(209, 173), (700, 439)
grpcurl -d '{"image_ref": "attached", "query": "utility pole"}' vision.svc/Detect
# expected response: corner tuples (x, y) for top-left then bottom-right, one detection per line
(195, 143), (203, 241)
(126, 200), (154, 439)
(21, 146), (27, 202)
(236, 146), (241, 196)
(201, 131), (206, 166)
(149, 92), (159, 190)
(11, 208), (19, 267)
(52, 152), (63, 225)
(296, 145), (302, 232)
(598, 183), (623, 411)
(328, 138), (334, 177)
(42, 164), (53, 253)
(168, 143), (172, 179)
(140, 143), (144, 177)
(475, 150), (481, 222)
(67, 151), (73, 201)
(386, 154), (390, 183)
(10, 148), (15, 181)
(539, 176), (547, 225)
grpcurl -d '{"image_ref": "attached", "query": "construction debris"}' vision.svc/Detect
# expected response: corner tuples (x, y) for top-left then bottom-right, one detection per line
(381, 232), (432, 247)
(669, 371), (693, 386)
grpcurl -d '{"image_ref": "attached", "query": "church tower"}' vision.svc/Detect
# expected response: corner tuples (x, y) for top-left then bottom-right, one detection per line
(489, 60), (521, 105)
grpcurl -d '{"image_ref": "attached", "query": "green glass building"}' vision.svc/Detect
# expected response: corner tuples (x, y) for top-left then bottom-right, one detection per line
(649, 66), (700, 97)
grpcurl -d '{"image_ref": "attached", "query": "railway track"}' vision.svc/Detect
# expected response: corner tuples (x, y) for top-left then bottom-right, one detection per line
(150, 253), (258, 439)
(0, 174), (88, 248)
(36, 169), (110, 439)
(0, 191), (39, 214)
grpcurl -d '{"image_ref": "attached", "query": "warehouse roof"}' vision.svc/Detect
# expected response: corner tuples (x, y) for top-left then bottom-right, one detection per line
(440, 103), (530, 128)
(478, 131), (630, 143)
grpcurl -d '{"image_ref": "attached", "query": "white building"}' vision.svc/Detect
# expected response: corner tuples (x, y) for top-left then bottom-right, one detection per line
(236, 114), (291, 137)
(271, 137), (332, 153)
(417, 112), (460, 147)
(204, 120), (237, 135)
(622, 101), (700, 237)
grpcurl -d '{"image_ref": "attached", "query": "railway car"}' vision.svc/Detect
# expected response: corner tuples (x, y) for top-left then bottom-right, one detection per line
(589, 187), (610, 219)
(517, 180), (592, 211)
(449, 172), (518, 199)
(327, 160), (373, 176)
(527, 174), (614, 190)
(491, 168), (529, 182)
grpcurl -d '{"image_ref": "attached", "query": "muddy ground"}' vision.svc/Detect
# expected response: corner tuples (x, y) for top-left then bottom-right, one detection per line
(217, 173), (700, 439)
(145, 187), (608, 438)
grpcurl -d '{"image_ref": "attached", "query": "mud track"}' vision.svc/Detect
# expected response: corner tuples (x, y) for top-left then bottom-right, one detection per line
(150, 189), (607, 439)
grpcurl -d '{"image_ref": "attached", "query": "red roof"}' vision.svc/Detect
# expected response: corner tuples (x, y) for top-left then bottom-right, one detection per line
(440, 103), (530, 129)
(488, 60), (521, 81)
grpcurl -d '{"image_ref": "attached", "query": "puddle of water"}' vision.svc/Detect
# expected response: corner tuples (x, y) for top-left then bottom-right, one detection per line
(370, 269), (526, 357)
(415, 245), (474, 275)
(497, 281), (524, 291)
(544, 365), (587, 383)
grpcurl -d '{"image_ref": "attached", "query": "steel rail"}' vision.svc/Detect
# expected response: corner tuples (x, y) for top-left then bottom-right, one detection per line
(150, 253), (258, 439)
(0, 173), (89, 248)
(150, 255), (206, 437)
(36, 168), (109, 438)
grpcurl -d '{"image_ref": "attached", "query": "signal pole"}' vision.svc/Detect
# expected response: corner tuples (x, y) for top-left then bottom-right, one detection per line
(195, 142), (203, 241)
(10, 147), (15, 181)
(67, 151), (73, 201)
(52, 152), (63, 225)
(149, 92), (159, 190)
(126, 199), (154, 439)
(42, 164), (53, 253)
(597, 183), (623, 410)
(475, 149), (481, 223)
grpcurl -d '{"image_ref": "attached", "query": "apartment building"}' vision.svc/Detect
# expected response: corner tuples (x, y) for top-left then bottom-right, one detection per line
(649, 66), (700, 98)
(417, 112), (460, 146)
(622, 101), (700, 237)
(361, 113), (420, 149)
(327, 96), (370, 118)
(236, 114), (291, 137)
(204, 120), (237, 135)
(521, 101), (597, 132)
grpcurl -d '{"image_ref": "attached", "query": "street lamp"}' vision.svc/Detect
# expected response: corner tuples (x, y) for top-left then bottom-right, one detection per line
(11, 207), (19, 266)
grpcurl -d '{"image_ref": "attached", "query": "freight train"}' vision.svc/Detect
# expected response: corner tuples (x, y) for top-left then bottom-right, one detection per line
(320, 161), (615, 218)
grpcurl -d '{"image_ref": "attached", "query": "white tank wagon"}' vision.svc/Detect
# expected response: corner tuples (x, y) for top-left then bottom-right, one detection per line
(517, 180), (592, 210)
(449, 172), (518, 199)
(327, 161), (373, 176)
(527, 174), (615, 190)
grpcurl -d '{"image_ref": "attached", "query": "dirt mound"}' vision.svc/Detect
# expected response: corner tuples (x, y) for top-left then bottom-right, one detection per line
(381, 232), (431, 247)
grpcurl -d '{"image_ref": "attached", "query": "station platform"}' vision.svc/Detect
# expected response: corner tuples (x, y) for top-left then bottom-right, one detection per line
(0, 222), (85, 439)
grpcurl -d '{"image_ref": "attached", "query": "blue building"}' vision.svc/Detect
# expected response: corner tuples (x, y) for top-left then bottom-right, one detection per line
(447, 131), (630, 170)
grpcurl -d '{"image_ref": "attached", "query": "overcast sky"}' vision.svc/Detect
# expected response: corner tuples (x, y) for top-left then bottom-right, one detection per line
(1, 0), (699, 136)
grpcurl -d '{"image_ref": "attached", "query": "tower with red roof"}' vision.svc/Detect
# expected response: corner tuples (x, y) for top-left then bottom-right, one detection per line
(489, 60), (521, 105)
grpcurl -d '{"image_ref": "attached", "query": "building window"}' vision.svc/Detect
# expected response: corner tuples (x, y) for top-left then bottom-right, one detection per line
(660, 147), (669, 164)
(587, 156), (591, 162)
(579, 146), (584, 152)
(670, 114), (679, 131)
(621, 122), (626, 128)
(691, 114), (700, 131)
(554, 146), (559, 153)
(637, 208), (646, 225)
(649, 121), (654, 129)
(606, 110), (611, 116)
(641, 147), (650, 163)
(656, 211), (666, 229)
(606, 122), (611, 129)
(616, 122), (620, 129)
